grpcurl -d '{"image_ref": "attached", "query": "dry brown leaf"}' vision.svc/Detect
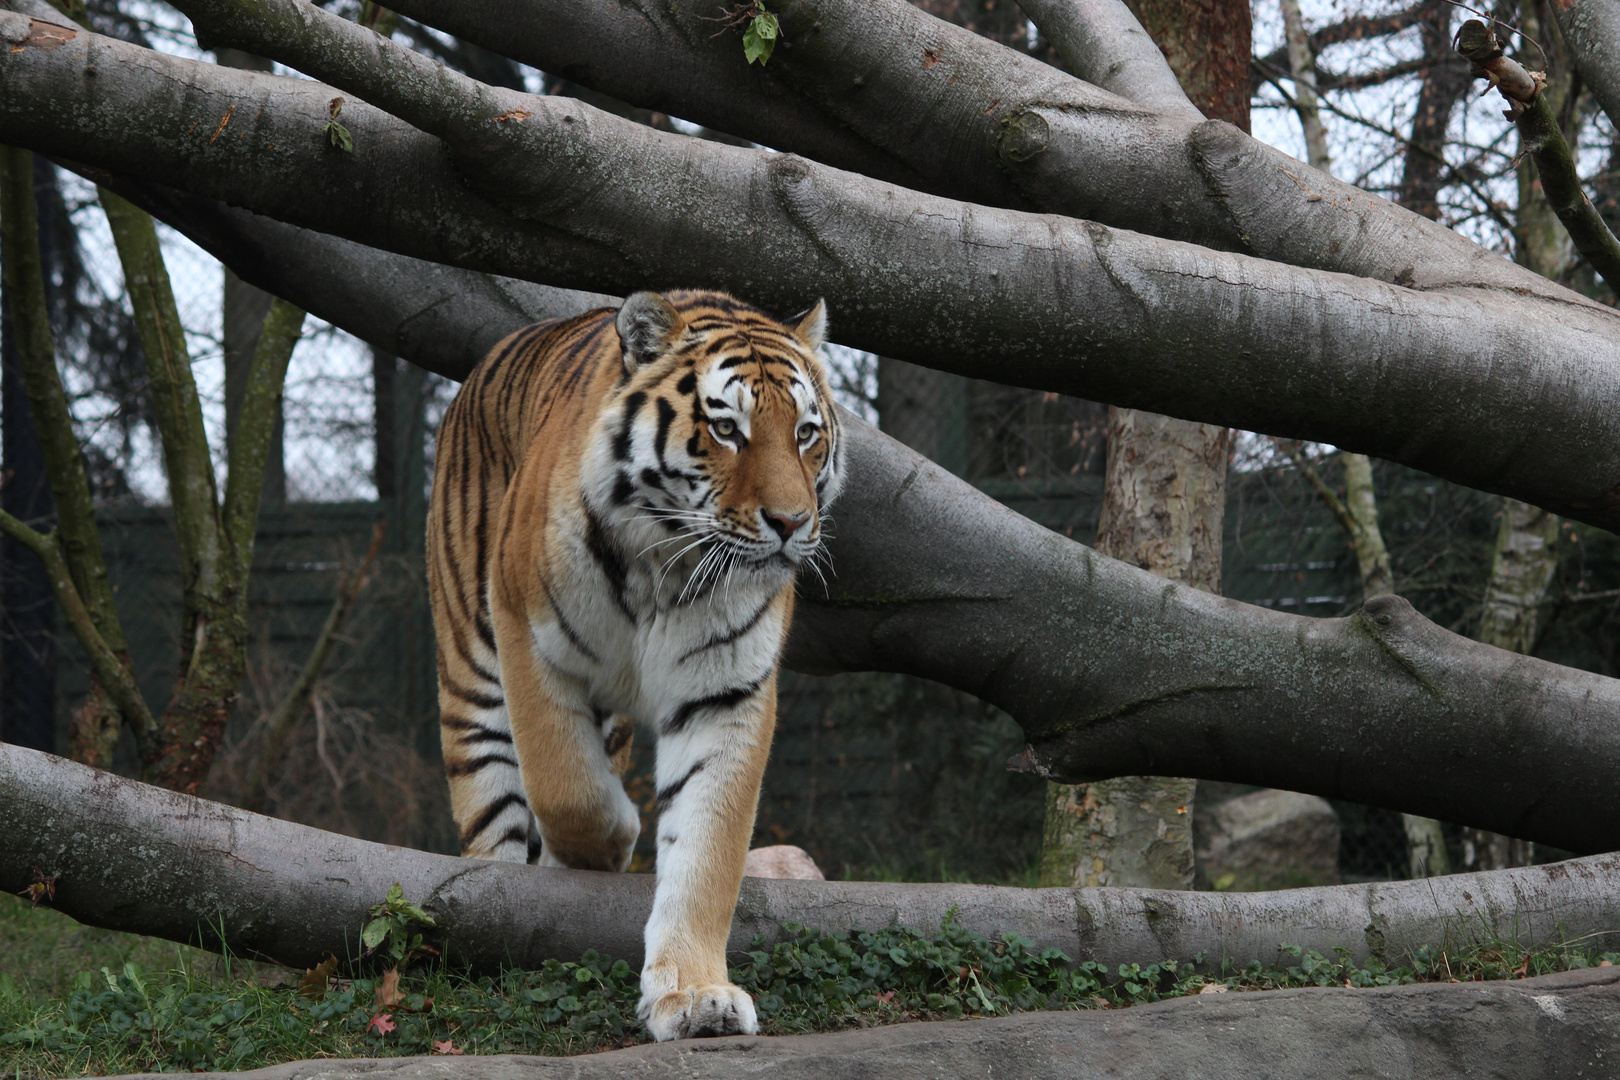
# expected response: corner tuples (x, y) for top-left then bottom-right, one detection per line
(374, 966), (405, 1011)
(298, 953), (339, 999)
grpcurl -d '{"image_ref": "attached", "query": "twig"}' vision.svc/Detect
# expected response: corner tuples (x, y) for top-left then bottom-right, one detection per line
(1454, 19), (1620, 292)
(240, 520), (387, 813)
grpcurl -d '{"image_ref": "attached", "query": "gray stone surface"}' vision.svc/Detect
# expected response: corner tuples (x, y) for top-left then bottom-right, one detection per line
(1196, 788), (1342, 891)
(99, 967), (1620, 1080)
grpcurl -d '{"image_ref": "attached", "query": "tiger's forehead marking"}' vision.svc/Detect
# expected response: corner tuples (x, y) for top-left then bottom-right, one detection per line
(689, 326), (816, 416)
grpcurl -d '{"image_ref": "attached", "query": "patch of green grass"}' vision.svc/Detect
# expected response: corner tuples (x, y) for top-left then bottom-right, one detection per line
(3, 891), (1616, 1079)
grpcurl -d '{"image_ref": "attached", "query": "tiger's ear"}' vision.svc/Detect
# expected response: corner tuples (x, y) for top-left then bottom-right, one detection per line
(792, 299), (827, 351)
(616, 291), (688, 374)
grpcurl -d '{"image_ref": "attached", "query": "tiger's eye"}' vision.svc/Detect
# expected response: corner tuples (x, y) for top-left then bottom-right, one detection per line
(712, 417), (737, 437)
(797, 423), (817, 444)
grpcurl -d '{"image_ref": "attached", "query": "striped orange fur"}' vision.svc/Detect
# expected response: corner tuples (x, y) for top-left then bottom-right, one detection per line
(427, 290), (843, 1040)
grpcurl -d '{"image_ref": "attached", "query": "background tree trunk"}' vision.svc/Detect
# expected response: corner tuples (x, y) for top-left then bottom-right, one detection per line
(1039, 0), (1246, 891)
(0, 158), (55, 753)
(216, 47), (284, 507)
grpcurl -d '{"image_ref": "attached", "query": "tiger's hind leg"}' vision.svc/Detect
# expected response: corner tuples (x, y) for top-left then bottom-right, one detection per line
(638, 674), (776, 1041)
(440, 686), (540, 863)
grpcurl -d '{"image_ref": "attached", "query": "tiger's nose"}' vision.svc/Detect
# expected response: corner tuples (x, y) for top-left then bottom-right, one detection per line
(763, 510), (811, 540)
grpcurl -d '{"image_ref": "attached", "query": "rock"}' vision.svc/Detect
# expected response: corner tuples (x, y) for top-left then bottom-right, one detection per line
(745, 845), (825, 880)
(1196, 788), (1341, 890)
(99, 967), (1620, 1080)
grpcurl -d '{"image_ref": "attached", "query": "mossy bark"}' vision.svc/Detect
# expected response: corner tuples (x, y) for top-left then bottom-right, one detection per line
(0, 146), (146, 763)
(99, 188), (306, 793)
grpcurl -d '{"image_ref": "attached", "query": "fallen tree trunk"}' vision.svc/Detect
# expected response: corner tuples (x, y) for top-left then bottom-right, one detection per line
(3, 745), (1618, 977)
(101, 967), (1620, 1080)
(78, 183), (1620, 854)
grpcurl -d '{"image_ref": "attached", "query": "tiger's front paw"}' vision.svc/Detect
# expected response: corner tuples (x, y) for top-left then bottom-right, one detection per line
(639, 983), (758, 1041)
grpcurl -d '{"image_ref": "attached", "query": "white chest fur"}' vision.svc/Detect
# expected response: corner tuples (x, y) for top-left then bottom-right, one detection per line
(528, 516), (788, 730)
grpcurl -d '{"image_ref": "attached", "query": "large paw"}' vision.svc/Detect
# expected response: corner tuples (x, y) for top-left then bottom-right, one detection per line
(639, 983), (759, 1041)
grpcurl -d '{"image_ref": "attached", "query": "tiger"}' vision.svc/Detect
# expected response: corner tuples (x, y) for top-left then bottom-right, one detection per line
(426, 289), (843, 1041)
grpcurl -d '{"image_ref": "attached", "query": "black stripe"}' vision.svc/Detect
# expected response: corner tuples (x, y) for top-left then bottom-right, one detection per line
(611, 470), (635, 507)
(450, 627), (500, 687)
(441, 673), (504, 710)
(654, 397), (677, 461)
(662, 678), (764, 734)
(612, 391), (646, 461)
(445, 752), (520, 778)
(460, 791), (528, 847)
(527, 833), (543, 864)
(584, 506), (635, 620)
(676, 372), (696, 394)
(441, 716), (514, 746)
(474, 612), (497, 655)
(656, 759), (707, 811)
(497, 826), (528, 849)
(678, 596), (774, 662)
(540, 578), (601, 662)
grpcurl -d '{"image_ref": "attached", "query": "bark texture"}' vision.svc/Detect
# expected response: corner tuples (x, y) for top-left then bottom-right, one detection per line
(5, 8), (1620, 530)
(100, 968), (1620, 1080)
(1553, 0), (1620, 139)
(216, 46), (284, 505)
(1040, 411), (1229, 889)
(1039, 0), (1243, 892)
(4, 745), (1619, 977)
(97, 185), (1620, 854)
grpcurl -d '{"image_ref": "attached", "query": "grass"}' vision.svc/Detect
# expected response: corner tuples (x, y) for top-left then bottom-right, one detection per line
(2, 890), (1616, 1079)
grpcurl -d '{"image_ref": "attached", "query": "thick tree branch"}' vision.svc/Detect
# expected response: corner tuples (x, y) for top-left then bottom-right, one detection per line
(1016, 0), (1202, 121)
(4, 745), (1618, 977)
(107, 188), (1620, 855)
(1552, 0), (1620, 135)
(386, 0), (1565, 304)
(7, 14), (1620, 532)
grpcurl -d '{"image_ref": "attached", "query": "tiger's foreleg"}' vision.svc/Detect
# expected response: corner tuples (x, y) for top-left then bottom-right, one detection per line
(490, 603), (641, 872)
(638, 675), (777, 1041)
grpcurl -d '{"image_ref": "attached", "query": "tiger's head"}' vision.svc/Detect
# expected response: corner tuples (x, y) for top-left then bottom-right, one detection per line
(586, 290), (844, 590)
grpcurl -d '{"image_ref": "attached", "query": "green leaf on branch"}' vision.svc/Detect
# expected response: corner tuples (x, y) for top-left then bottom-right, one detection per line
(325, 97), (354, 152)
(743, 9), (778, 66)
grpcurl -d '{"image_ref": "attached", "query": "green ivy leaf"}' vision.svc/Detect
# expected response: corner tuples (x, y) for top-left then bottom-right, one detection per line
(743, 10), (778, 66)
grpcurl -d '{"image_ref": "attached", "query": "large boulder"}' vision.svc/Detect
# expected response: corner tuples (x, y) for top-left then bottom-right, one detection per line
(1196, 788), (1341, 890)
